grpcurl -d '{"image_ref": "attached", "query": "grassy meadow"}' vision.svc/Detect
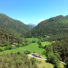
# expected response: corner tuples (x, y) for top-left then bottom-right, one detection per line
(0, 38), (65, 68)
(0, 38), (51, 57)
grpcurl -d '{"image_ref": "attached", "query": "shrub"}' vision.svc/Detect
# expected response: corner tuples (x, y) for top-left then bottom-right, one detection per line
(65, 62), (68, 68)
(24, 50), (30, 54)
(0, 53), (38, 68)
(5, 45), (12, 50)
(47, 52), (59, 63)
(38, 41), (42, 48)
(47, 53), (60, 68)
(54, 63), (61, 68)
(30, 57), (36, 64)
(22, 42), (29, 46)
(0, 47), (4, 52)
(32, 40), (36, 43)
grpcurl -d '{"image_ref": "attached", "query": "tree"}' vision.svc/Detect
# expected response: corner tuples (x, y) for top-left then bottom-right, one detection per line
(65, 62), (68, 68)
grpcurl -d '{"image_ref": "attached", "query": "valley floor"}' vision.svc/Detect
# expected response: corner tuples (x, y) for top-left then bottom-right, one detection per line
(0, 38), (65, 68)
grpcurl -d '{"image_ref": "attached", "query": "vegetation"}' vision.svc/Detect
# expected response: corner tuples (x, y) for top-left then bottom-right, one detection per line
(24, 15), (68, 68)
(0, 37), (65, 68)
(0, 42), (45, 57)
(28, 24), (36, 29)
(0, 28), (23, 44)
(52, 39), (68, 63)
(65, 62), (68, 68)
(0, 53), (38, 68)
(26, 15), (68, 38)
(0, 13), (30, 42)
(44, 44), (61, 68)
(0, 13), (67, 68)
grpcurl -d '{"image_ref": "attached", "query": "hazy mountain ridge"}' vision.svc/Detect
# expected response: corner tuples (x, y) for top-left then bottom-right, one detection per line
(28, 24), (36, 29)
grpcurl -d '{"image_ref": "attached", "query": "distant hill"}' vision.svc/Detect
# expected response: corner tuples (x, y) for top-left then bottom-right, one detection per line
(26, 15), (68, 38)
(28, 24), (36, 29)
(0, 13), (30, 36)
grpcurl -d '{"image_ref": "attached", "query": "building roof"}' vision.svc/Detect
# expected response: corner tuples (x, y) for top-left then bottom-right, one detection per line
(32, 53), (40, 57)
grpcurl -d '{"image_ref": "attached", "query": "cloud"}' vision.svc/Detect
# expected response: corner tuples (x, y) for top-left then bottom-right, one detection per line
(38, 19), (45, 22)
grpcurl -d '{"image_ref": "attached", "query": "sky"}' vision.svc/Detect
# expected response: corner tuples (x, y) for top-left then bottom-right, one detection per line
(0, 0), (68, 25)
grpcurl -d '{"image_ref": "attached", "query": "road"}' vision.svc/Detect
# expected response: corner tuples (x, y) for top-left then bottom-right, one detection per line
(28, 54), (47, 60)
(28, 54), (66, 64)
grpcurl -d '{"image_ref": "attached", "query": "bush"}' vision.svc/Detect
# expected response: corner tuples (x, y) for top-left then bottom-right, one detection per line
(46, 52), (61, 68)
(22, 42), (29, 46)
(30, 57), (36, 64)
(65, 62), (68, 68)
(55, 53), (61, 61)
(0, 47), (4, 52)
(24, 50), (30, 54)
(38, 41), (42, 48)
(47, 53), (59, 63)
(32, 40), (36, 43)
(45, 42), (61, 68)
(5, 45), (12, 50)
(54, 63), (61, 68)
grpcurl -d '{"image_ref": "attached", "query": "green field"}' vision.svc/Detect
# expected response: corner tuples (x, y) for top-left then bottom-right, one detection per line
(41, 41), (52, 47)
(0, 38), (64, 68)
(25, 38), (39, 42)
(0, 43), (45, 56)
(0, 38), (52, 57)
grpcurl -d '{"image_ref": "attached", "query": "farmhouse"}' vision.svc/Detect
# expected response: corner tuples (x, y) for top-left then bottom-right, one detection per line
(44, 35), (50, 38)
(12, 43), (17, 46)
(32, 53), (41, 58)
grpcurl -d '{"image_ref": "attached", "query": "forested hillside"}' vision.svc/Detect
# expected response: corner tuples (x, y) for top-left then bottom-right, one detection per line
(26, 15), (68, 38)
(0, 13), (30, 36)
(0, 28), (22, 44)
(0, 13), (31, 43)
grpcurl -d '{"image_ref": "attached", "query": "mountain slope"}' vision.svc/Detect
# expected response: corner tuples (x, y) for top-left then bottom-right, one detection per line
(26, 15), (68, 37)
(0, 28), (22, 44)
(0, 13), (30, 36)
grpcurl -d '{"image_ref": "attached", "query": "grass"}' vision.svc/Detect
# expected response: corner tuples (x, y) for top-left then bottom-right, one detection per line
(28, 56), (54, 68)
(37, 59), (54, 68)
(23, 43), (45, 56)
(0, 43), (45, 57)
(0, 38), (64, 68)
(25, 38), (39, 42)
(41, 41), (52, 47)
(0, 38), (52, 57)
(29, 56), (64, 68)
